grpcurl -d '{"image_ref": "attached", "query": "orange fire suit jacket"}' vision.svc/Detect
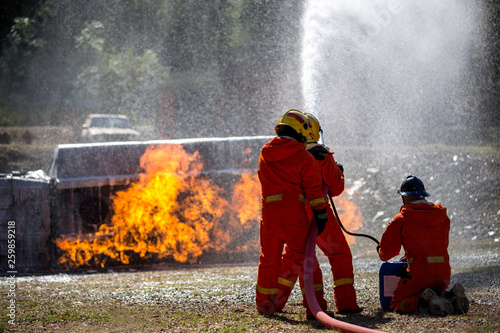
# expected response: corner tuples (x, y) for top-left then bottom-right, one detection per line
(309, 144), (359, 311)
(256, 136), (327, 315)
(277, 143), (360, 312)
(378, 200), (451, 313)
(258, 137), (327, 212)
(304, 143), (344, 209)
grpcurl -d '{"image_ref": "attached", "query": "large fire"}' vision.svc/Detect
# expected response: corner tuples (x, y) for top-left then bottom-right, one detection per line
(55, 144), (363, 269)
(331, 194), (363, 245)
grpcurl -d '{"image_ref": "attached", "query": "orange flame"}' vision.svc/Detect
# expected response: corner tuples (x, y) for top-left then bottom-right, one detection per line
(332, 192), (363, 244)
(55, 144), (228, 268)
(55, 144), (363, 269)
(226, 171), (262, 252)
(231, 171), (261, 226)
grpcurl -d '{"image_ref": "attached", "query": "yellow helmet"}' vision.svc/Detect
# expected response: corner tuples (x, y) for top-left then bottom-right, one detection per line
(274, 109), (313, 142)
(305, 113), (322, 143)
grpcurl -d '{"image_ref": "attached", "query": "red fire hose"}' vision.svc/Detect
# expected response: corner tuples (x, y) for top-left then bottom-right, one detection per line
(304, 222), (385, 333)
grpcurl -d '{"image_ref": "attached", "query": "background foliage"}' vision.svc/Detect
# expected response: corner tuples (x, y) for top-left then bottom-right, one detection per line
(0, 0), (498, 141)
(0, 0), (302, 139)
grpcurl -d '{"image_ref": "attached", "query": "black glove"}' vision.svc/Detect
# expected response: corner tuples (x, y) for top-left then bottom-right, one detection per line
(308, 145), (329, 160)
(313, 208), (328, 235)
(395, 264), (411, 279)
(336, 162), (344, 173)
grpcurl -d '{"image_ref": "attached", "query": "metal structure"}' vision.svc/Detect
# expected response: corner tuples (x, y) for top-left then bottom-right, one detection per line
(0, 136), (272, 273)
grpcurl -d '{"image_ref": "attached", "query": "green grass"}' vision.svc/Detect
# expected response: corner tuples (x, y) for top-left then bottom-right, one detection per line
(1, 255), (498, 332)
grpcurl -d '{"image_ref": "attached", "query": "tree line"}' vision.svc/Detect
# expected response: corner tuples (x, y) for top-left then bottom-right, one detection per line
(0, 0), (498, 143)
(0, 0), (303, 139)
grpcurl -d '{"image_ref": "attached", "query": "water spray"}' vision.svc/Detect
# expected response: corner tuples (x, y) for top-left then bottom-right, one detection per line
(304, 222), (385, 332)
(318, 131), (380, 246)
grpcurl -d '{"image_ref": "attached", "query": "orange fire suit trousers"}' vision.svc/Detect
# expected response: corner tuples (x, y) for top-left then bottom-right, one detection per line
(277, 213), (357, 313)
(256, 196), (327, 315)
(275, 244), (328, 317)
(391, 262), (450, 313)
(316, 212), (358, 311)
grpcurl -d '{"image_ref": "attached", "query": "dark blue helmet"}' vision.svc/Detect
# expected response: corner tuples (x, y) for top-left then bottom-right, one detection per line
(398, 175), (430, 197)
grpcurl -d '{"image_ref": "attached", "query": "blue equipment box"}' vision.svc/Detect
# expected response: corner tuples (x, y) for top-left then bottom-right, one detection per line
(379, 261), (408, 311)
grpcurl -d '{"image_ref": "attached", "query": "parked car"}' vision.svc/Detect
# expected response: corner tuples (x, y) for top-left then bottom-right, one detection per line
(79, 114), (141, 143)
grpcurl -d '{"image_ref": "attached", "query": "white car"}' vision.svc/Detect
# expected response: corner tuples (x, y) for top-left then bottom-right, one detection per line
(80, 114), (141, 142)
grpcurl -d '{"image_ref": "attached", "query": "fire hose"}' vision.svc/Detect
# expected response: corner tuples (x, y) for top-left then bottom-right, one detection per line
(329, 195), (380, 246)
(317, 131), (379, 246)
(304, 221), (385, 333)
(304, 135), (384, 330)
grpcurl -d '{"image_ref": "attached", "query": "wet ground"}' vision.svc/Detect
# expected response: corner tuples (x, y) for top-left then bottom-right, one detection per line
(336, 144), (500, 247)
(1, 248), (498, 332)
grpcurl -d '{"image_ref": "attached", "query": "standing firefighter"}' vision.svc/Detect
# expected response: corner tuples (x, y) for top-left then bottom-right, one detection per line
(377, 175), (469, 315)
(276, 113), (362, 316)
(256, 109), (329, 317)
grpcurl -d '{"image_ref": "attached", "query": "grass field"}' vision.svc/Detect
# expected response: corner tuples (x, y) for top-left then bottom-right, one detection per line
(0, 245), (498, 333)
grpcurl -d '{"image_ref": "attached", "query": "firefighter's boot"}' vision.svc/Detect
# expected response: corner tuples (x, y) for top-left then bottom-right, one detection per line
(420, 288), (454, 316)
(446, 283), (469, 315)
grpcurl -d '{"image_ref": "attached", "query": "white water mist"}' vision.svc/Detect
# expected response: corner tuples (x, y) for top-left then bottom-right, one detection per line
(301, 0), (485, 146)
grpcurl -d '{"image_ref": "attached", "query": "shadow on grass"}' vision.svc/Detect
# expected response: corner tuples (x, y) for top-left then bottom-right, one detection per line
(450, 264), (500, 289)
(265, 310), (394, 331)
(333, 310), (393, 331)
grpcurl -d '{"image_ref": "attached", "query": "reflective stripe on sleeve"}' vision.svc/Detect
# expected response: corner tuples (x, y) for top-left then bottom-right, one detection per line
(309, 197), (326, 207)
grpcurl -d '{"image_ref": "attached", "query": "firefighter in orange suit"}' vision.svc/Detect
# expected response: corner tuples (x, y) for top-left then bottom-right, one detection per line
(276, 113), (362, 316)
(256, 109), (329, 317)
(378, 175), (469, 315)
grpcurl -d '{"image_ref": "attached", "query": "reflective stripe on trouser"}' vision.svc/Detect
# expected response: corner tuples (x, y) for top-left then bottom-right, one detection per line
(256, 224), (283, 314)
(256, 284), (279, 315)
(256, 198), (310, 314)
(316, 214), (359, 311)
(275, 244), (328, 314)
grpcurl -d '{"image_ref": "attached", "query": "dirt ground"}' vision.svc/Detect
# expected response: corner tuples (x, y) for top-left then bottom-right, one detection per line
(0, 245), (498, 333)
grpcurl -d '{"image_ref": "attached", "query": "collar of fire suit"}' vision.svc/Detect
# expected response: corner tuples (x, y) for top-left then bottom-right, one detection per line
(408, 199), (433, 205)
(280, 135), (299, 142)
(306, 142), (331, 152)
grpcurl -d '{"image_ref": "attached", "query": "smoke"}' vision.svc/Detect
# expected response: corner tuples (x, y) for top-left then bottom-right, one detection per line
(301, 0), (488, 146)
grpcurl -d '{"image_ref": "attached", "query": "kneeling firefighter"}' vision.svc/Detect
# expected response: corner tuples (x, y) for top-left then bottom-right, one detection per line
(378, 175), (469, 315)
(255, 109), (329, 316)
